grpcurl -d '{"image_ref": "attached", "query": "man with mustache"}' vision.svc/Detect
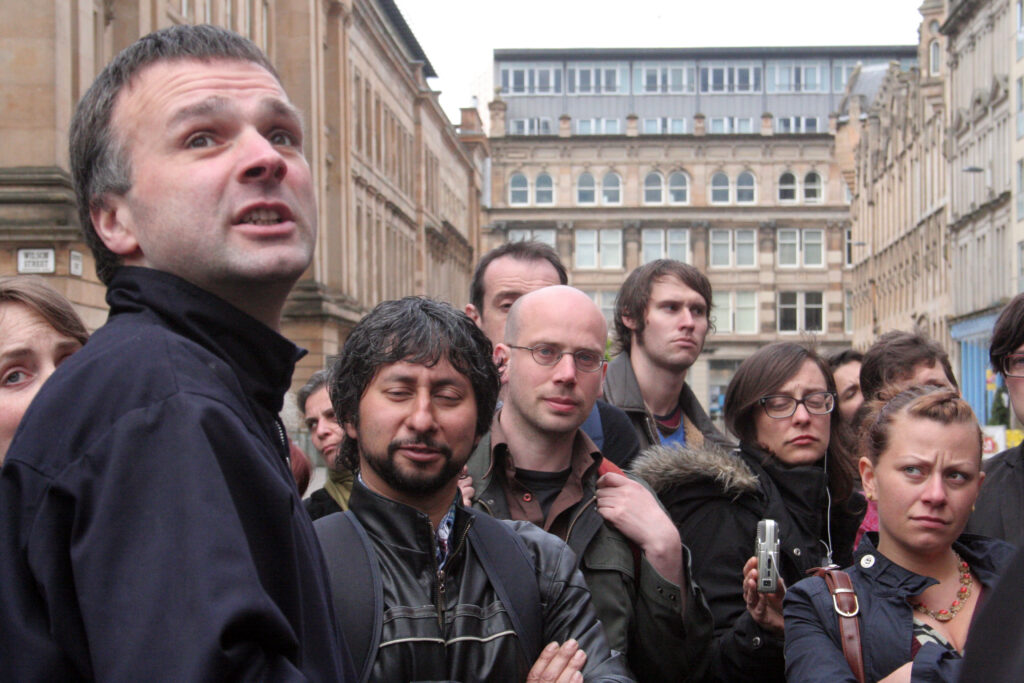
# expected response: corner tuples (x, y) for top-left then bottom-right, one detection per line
(603, 260), (732, 451)
(298, 369), (354, 519)
(465, 285), (712, 682)
(320, 296), (632, 682)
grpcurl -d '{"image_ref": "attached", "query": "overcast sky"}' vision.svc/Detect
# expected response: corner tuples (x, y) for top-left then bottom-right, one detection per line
(395, 0), (925, 122)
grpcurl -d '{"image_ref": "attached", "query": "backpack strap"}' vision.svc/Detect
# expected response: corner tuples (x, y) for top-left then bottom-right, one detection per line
(314, 511), (382, 683)
(810, 567), (865, 683)
(466, 510), (544, 664)
(597, 458), (643, 576)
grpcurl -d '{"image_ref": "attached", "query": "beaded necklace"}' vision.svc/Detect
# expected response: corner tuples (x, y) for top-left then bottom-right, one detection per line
(912, 552), (973, 622)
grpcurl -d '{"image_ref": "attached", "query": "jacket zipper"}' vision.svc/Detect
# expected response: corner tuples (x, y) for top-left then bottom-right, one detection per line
(434, 517), (473, 628)
(565, 494), (598, 541)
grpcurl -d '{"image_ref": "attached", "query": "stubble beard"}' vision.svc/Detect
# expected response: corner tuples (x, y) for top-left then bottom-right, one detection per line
(364, 437), (463, 497)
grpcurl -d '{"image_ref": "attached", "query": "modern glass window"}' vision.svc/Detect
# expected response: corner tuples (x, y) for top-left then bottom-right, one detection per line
(577, 119), (595, 135)
(644, 172), (665, 204)
(737, 172), (756, 204)
(643, 118), (660, 134)
(604, 118), (621, 134)
(509, 118), (552, 135)
(535, 173), (554, 205)
(638, 64), (696, 94)
(500, 65), (563, 95)
(669, 117), (687, 133)
(804, 172), (823, 203)
(668, 172), (689, 204)
(778, 291), (824, 333)
(710, 172), (730, 204)
(699, 64), (762, 93)
(768, 62), (826, 93)
(641, 228), (690, 264)
(832, 61), (860, 93)
(575, 229), (622, 269)
(508, 229), (556, 248)
(602, 173), (622, 205)
(577, 173), (596, 205)
(778, 172), (797, 202)
(509, 173), (529, 205)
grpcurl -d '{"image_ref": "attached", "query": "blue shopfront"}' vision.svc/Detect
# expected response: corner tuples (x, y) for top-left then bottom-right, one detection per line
(950, 312), (1001, 425)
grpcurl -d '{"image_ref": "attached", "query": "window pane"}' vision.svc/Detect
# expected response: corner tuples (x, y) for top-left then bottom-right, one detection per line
(668, 172), (688, 203)
(778, 229), (799, 266)
(737, 172), (755, 203)
(804, 292), (823, 331)
(576, 230), (597, 268)
(736, 291), (757, 333)
(602, 173), (621, 204)
(641, 229), (663, 264)
(644, 173), (664, 204)
(778, 292), (798, 331)
(533, 229), (556, 248)
(804, 172), (822, 201)
(535, 173), (553, 204)
(717, 293), (733, 332)
(710, 230), (731, 266)
(510, 173), (529, 204)
(735, 229), (756, 266)
(711, 173), (730, 203)
(779, 172), (796, 201)
(668, 229), (689, 262)
(643, 118), (660, 134)
(577, 173), (596, 204)
(508, 229), (529, 243)
(600, 230), (622, 268)
(669, 118), (686, 134)
(804, 230), (824, 266)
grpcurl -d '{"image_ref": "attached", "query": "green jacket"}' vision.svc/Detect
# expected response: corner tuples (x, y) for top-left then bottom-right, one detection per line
(466, 432), (713, 683)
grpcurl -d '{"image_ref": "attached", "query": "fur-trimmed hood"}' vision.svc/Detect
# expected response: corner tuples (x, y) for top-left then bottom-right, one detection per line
(630, 444), (760, 498)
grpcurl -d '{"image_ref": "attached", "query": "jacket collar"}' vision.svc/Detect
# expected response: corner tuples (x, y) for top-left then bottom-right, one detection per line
(348, 478), (469, 554)
(853, 533), (1007, 596)
(604, 354), (647, 412)
(106, 267), (304, 414)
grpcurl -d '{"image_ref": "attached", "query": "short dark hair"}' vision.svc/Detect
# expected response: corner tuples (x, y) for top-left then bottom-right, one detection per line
(991, 293), (1024, 376)
(328, 297), (499, 472)
(827, 349), (863, 371)
(0, 276), (90, 346)
(296, 369), (331, 414)
(613, 259), (713, 355)
(70, 24), (279, 284)
(468, 241), (567, 315)
(860, 330), (957, 402)
(723, 342), (855, 502)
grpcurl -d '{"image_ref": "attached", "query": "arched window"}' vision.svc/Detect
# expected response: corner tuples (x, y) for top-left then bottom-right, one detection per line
(736, 171), (756, 204)
(535, 173), (554, 205)
(644, 172), (664, 204)
(577, 172), (596, 205)
(668, 172), (689, 204)
(509, 173), (529, 205)
(804, 172), (823, 203)
(778, 172), (797, 202)
(710, 172), (730, 204)
(929, 40), (941, 76)
(602, 173), (622, 205)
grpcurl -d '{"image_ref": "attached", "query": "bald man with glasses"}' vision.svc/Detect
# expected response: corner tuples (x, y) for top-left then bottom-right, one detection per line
(464, 285), (712, 682)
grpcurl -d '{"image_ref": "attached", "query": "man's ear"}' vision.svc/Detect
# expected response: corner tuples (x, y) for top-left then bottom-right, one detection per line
(343, 421), (359, 440)
(621, 315), (639, 332)
(90, 195), (142, 259)
(494, 344), (511, 385)
(465, 303), (482, 326)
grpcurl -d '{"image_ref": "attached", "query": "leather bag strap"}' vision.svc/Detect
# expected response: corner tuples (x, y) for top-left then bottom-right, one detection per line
(811, 567), (866, 683)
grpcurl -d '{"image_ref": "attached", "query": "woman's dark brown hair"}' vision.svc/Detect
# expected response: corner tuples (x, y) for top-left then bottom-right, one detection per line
(724, 341), (855, 501)
(0, 276), (89, 346)
(859, 385), (982, 465)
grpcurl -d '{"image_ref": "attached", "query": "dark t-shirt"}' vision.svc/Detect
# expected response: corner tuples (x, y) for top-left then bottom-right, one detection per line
(515, 467), (572, 521)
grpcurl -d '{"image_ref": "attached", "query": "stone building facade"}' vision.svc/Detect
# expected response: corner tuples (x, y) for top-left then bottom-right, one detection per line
(0, 0), (486, 389)
(944, 0), (1015, 422)
(837, 0), (952, 357)
(485, 45), (915, 416)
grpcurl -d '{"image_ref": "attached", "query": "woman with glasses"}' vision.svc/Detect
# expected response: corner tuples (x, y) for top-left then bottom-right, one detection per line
(633, 342), (859, 682)
(785, 386), (1013, 682)
(966, 291), (1024, 547)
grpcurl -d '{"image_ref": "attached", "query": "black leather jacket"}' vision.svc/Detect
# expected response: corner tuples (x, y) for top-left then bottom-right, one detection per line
(347, 481), (634, 682)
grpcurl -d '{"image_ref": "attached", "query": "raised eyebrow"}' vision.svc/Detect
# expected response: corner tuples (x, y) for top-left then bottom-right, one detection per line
(168, 96), (231, 129)
(261, 98), (305, 132)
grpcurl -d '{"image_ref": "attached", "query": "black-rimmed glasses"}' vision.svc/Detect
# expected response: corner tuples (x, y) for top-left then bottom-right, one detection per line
(758, 391), (835, 419)
(507, 344), (605, 373)
(1003, 353), (1024, 378)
